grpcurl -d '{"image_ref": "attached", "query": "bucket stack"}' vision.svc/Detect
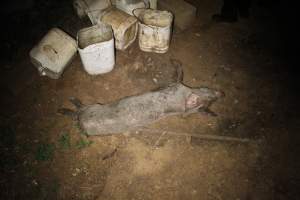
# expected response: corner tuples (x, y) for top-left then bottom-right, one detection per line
(29, 0), (196, 78)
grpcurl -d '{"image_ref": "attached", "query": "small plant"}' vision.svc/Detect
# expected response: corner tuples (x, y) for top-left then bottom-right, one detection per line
(74, 123), (81, 130)
(58, 133), (71, 149)
(79, 129), (88, 136)
(36, 143), (55, 161)
(74, 123), (88, 136)
(75, 138), (93, 149)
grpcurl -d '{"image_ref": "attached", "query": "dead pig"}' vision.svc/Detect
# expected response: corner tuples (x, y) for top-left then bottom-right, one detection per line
(59, 83), (223, 136)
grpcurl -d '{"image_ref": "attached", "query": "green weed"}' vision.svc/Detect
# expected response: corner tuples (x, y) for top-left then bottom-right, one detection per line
(74, 123), (87, 136)
(36, 143), (55, 161)
(75, 138), (93, 149)
(58, 133), (71, 149)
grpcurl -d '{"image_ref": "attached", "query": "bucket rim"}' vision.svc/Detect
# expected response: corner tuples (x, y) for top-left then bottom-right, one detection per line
(77, 37), (114, 51)
(77, 24), (113, 49)
(132, 8), (173, 28)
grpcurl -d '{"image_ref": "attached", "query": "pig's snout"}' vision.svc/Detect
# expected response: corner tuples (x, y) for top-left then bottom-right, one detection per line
(185, 88), (224, 110)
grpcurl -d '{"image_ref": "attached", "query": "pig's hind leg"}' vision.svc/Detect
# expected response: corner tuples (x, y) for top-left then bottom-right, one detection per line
(69, 97), (84, 109)
(57, 97), (84, 120)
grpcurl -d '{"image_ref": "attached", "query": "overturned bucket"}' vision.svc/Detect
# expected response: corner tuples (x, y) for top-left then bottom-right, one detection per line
(134, 9), (173, 53)
(100, 7), (138, 50)
(29, 28), (77, 79)
(77, 24), (115, 75)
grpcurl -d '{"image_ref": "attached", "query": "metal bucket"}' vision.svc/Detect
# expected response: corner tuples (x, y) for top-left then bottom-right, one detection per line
(100, 7), (138, 50)
(29, 28), (77, 79)
(134, 9), (173, 53)
(77, 24), (115, 75)
(116, 0), (148, 16)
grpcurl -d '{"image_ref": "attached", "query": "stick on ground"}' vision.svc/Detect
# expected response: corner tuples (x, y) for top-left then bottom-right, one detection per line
(137, 128), (251, 143)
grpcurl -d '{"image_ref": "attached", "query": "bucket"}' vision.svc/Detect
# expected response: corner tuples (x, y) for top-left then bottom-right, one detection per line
(116, 0), (148, 16)
(100, 7), (138, 50)
(133, 9), (173, 53)
(77, 24), (115, 75)
(149, 0), (157, 9)
(146, 0), (157, 9)
(29, 28), (77, 79)
(73, 0), (111, 19)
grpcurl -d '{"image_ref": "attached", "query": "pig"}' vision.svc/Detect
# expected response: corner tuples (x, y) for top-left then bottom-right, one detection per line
(59, 83), (223, 136)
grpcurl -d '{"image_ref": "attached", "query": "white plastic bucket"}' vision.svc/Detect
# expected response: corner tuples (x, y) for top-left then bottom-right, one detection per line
(134, 9), (173, 53)
(150, 0), (157, 9)
(116, 0), (148, 16)
(77, 24), (115, 75)
(146, 0), (157, 9)
(100, 7), (138, 50)
(29, 28), (77, 79)
(73, 0), (111, 19)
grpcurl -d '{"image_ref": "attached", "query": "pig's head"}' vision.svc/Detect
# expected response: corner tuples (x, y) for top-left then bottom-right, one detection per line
(185, 87), (224, 111)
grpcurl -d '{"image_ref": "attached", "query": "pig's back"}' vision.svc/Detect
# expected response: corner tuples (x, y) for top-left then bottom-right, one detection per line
(80, 84), (190, 135)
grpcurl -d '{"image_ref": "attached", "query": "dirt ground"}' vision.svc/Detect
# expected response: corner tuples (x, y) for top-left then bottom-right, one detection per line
(1, 0), (299, 199)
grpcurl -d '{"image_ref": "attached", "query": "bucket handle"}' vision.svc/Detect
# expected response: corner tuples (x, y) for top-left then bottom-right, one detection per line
(132, 8), (146, 23)
(131, 0), (150, 17)
(133, 8), (159, 29)
(86, 5), (114, 25)
(86, 8), (105, 25)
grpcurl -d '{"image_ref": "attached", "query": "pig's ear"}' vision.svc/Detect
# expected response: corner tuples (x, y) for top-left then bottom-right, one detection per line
(185, 93), (201, 109)
(170, 58), (183, 83)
